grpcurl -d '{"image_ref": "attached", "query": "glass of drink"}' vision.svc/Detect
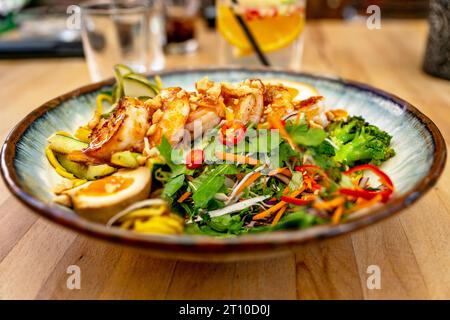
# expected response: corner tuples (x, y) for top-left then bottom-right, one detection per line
(164, 0), (200, 54)
(216, 0), (306, 70)
(81, 0), (165, 82)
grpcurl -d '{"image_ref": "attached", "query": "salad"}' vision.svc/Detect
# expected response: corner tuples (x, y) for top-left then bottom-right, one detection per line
(47, 65), (395, 237)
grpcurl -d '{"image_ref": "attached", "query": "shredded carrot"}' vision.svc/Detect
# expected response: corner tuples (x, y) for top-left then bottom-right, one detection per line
(268, 167), (292, 178)
(253, 201), (286, 221)
(331, 205), (344, 224)
(313, 197), (344, 211)
(348, 194), (383, 213)
(253, 189), (302, 221)
(268, 116), (300, 152)
(215, 151), (260, 165)
(235, 172), (261, 196)
(177, 191), (191, 203)
(302, 194), (317, 201)
(271, 206), (287, 226)
(303, 175), (314, 190)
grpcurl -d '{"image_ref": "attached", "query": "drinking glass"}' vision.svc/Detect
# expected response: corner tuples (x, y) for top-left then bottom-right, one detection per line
(81, 0), (165, 82)
(216, 0), (306, 70)
(164, 0), (200, 54)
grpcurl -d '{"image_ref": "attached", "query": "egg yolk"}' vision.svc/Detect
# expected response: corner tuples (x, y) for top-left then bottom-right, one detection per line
(79, 176), (133, 196)
(286, 86), (299, 99)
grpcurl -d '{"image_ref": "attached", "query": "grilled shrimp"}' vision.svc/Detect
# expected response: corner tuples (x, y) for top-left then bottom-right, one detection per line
(222, 80), (264, 124)
(263, 84), (295, 119)
(185, 107), (222, 139)
(83, 97), (150, 161)
(147, 87), (190, 146)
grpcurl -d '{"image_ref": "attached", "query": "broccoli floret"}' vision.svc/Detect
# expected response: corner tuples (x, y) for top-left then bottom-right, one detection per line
(314, 140), (335, 157)
(327, 116), (366, 144)
(328, 116), (395, 166)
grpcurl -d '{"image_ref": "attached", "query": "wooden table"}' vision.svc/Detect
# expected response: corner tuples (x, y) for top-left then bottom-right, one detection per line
(0, 20), (449, 300)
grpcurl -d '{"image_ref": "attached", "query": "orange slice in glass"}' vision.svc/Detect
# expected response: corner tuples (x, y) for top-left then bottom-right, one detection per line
(217, 4), (305, 56)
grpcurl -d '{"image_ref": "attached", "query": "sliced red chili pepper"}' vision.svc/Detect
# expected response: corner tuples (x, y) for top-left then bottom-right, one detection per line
(281, 196), (313, 206)
(186, 149), (204, 170)
(339, 188), (392, 203)
(344, 164), (394, 190)
(219, 121), (247, 146)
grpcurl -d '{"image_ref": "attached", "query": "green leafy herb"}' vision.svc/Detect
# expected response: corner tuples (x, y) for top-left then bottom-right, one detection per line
(191, 164), (237, 208)
(193, 175), (224, 208)
(162, 174), (185, 199)
(208, 214), (243, 233)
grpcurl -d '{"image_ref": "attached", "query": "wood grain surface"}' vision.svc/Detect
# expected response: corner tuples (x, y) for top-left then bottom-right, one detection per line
(0, 20), (449, 300)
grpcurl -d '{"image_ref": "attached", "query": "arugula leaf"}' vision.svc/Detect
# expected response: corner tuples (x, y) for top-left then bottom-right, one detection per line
(208, 214), (243, 233)
(162, 174), (185, 199)
(273, 210), (326, 230)
(250, 210), (327, 233)
(184, 223), (237, 237)
(193, 175), (225, 208)
(190, 164), (237, 192)
(157, 136), (174, 168)
(191, 164), (237, 208)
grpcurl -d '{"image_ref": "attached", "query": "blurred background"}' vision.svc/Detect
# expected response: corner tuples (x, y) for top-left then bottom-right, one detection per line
(0, 0), (430, 58)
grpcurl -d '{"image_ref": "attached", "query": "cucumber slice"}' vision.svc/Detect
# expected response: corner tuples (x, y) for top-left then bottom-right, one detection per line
(48, 134), (88, 154)
(56, 153), (87, 178)
(85, 164), (117, 180)
(113, 69), (125, 101)
(125, 74), (159, 94)
(111, 151), (141, 168)
(101, 102), (118, 119)
(56, 154), (117, 180)
(114, 64), (133, 76)
(123, 74), (158, 98)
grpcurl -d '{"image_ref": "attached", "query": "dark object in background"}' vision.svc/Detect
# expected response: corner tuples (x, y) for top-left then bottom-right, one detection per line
(349, 0), (429, 18)
(166, 15), (196, 44)
(0, 5), (83, 59)
(0, 39), (83, 58)
(164, 0), (200, 54)
(423, 0), (450, 80)
(301, 0), (429, 19)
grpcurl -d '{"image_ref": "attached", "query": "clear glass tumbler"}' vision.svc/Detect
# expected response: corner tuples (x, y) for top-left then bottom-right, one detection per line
(81, 0), (165, 82)
(164, 0), (200, 54)
(216, 0), (306, 70)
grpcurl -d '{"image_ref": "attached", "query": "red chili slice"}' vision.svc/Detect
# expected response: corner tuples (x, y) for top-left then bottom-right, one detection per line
(186, 149), (204, 170)
(340, 164), (394, 203)
(339, 188), (392, 203)
(344, 164), (394, 190)
(280, 196), (313, 206)
(219, 121), (247, 146)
